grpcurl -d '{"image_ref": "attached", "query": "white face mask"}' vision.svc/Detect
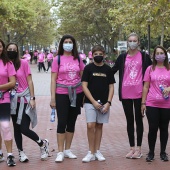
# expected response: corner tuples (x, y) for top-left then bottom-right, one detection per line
(63, 43), (73, 52)
(128, 42), (138, 50)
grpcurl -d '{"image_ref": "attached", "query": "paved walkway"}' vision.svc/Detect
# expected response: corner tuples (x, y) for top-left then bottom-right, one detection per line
(1, 63), (170, 170)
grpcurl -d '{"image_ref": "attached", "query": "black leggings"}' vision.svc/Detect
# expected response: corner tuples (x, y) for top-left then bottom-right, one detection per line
(122, 98), (143, 147)
(38, 62), (46, 72)
(146, 106), (170, 153)
(56, 93), (82, 133)
(11, 103), (41, 151)
(46, 60), (52, 71)
(34, 56), (37, 64)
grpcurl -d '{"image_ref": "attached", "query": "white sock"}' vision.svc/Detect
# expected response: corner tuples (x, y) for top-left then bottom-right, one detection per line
(36, 138), (41, 143)
(65, 149), (70, 152)
(0, 150), (2, 154)
(7, 153), (13, 156)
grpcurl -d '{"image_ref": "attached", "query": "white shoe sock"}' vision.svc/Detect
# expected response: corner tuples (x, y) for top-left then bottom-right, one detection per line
(7, 153), (13, 156)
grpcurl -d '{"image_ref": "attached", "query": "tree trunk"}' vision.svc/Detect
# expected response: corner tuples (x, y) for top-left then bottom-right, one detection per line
(160, 24), (164, 46)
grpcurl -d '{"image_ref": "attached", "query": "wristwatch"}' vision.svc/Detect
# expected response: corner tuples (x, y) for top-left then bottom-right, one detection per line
(30, 96), (35, 100)
(107, 101), (111, 106)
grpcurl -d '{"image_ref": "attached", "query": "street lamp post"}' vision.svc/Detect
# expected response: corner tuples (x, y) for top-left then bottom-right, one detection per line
(7, 31), (10, 43)
(147, 12), (153, 56)
(148, 24), (151, 55)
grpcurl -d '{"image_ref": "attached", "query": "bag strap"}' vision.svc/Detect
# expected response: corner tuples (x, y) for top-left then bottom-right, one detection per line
(57, 55), (60, 72)
(78, 55), (80, 63)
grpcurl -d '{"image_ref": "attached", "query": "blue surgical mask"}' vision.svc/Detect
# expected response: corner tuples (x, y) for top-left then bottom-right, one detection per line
(63, 43), (73, 52)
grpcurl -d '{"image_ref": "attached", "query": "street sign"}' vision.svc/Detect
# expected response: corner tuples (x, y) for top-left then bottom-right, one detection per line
(117, 41), (127, 51)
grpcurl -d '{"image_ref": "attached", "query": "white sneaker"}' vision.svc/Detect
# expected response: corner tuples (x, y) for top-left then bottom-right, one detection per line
(40, 139), (49, 160)
(82, 151), (95, 163)
(64, 149), (77, 159)
(55, 152), (64, 163)
(0, 153), (5, 162)
(19, 151), (29, 162)
(95, 150), (106, 161)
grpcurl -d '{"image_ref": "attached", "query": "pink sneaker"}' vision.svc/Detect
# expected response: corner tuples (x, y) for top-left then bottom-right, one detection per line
(132, 150), (143, 159)
(126, 150), (135, 159)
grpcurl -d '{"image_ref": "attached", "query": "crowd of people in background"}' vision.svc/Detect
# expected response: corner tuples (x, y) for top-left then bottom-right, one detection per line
(21, 49), (58, 73)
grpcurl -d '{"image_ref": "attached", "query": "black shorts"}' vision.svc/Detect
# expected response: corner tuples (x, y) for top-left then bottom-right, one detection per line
(0, 103), (10, 121)
(56, 92), (84, 115)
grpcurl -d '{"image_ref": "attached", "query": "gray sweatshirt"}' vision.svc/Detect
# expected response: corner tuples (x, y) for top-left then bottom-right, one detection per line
(10, 87), (37, 128)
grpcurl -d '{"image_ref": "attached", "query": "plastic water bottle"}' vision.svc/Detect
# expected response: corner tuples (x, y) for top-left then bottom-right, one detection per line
(10, 82), (19, 98)
(15, 82), (19, 89)
(10, 89), (16, 98)
(50, 108), (55, 122)
(159, 85), (169, 100)
(97, 100), (104, 113)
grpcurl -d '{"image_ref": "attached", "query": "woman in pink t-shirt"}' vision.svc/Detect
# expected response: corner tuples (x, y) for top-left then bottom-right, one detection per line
(22, 50), (31, 63)
(37, 51), (46, 72)
(50, 34), (84, 162)
(79, 52), (87, 65)
(0, 39), (16, 166)
(33, 50), (38, 64)
(141, 46), (170, 162)
(112, 33), (152, 159)
(46, 51), (53, 72)
(6, 43), (49, 163)
(88, 51), (93, 63)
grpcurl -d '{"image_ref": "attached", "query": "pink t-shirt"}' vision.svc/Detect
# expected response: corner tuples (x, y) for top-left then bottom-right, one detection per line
(51, 55), (85, 94)
(144, 66), (170, 108)
(122, 51), (143, 99)
(0, 60), (16, 104)
(16, 59), (31, 93)
(23, 54), (31, 62)
(80, 53), (86, 60)
(34, 52), (38, 56)
(88, 51), (92, 59)
(47, 53), (53, 61)
(38, 53), (45, 62)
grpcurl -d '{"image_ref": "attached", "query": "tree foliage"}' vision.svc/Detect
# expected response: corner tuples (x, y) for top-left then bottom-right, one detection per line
(54, 0), (170, 52)
(0, 0), (57, 48)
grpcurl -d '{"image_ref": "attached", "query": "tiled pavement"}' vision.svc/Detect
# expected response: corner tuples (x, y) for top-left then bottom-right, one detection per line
(1, 63), (170, 170)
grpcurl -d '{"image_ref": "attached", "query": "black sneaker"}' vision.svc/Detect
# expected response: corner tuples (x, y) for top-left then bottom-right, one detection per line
(146, 152), (154, 162)
(0, 153), (5, 162)
(160, 152), (169, 162)
(7, 155), (16, 166)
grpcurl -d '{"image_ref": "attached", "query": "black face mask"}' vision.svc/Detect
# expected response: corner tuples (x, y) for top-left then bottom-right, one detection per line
(7, 51), (18, 60)
(93, 55), (103, 63)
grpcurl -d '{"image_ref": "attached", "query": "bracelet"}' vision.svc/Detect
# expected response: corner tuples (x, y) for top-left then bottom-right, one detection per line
(141, 103), (146, 105)
(107, 101), (111, 106)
